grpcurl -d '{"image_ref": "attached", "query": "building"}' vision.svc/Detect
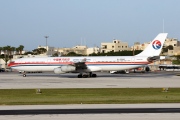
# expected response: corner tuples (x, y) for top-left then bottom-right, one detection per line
(86, 46), (101, 55)
(72, 45), (87, 55)
(164, 38), (180, 47)
(0, 59), (5, 68)
(101, 39), (130, 53)
(55, 45), (87, 55)
(38, 45), (56, 56)
(131, 42), (150, 51)
(167, 46), (180, 56)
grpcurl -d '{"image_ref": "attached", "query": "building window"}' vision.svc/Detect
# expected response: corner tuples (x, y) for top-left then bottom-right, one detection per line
(122, 46), (123, 48)
(112, 46), (114, 48)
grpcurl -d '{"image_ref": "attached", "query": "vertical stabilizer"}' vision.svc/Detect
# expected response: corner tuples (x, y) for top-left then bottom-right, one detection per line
(136, 33), (168, 57)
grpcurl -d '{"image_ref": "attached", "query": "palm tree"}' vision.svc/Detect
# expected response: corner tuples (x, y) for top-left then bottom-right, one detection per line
(16, 47), (20, 55)
(6, 45), (11, 56)
(3, 46), (8, 55)
(2, 46), (10, 68)
(10, 47), (16, 55)
(18, 45), (24, 55)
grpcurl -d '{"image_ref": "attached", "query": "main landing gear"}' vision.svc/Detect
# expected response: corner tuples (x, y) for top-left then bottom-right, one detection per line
(77, 72), (97, 78)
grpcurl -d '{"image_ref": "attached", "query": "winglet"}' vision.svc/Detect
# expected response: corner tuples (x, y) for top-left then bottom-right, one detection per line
(136, 33), (168, 57)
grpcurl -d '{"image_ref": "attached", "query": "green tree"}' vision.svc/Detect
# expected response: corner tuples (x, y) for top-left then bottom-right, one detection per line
(32, 48), (47, 55)
(24, 51), (34, 55)
(2, 46), (11, 67)
(32, 49), (40, 55)
(17, 45), (24, 55)
(172, 55), (180, 65)
(65, 52), (83, 56)
(52, 52), (59, 57)
(10, 47), (16, 55)
(38, 48), (47, 54)
(16, 47), (20, 55)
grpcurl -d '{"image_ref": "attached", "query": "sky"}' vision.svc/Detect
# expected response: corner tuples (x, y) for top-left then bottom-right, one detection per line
(0, 0), (180, 51)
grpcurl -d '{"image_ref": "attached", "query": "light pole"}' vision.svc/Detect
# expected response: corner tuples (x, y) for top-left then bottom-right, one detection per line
(44, 36), (49, 54)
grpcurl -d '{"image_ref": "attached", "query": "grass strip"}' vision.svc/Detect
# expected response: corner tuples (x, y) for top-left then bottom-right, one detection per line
(0, 88), (180, 105)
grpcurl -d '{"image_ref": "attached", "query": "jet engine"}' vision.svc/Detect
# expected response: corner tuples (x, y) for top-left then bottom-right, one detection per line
(54, 65), (76, 74)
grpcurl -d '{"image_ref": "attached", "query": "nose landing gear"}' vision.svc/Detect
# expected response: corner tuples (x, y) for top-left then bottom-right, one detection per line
(23, 74), (26, 77)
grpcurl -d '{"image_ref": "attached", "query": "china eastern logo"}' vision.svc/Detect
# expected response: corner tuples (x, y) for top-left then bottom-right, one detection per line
(152, 40), (162, 50)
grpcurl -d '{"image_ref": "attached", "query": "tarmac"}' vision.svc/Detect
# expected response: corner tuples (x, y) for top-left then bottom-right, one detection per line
(0, 71), (180, 119)
(0, 71), (180, 89)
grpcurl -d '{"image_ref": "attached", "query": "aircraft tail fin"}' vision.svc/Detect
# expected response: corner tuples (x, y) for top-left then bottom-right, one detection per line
(135, 33), (168, 57)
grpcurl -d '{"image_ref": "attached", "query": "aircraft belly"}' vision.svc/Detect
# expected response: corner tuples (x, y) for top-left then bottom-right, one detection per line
(99, 65), (143, 71)
(11, 66), (58, 72)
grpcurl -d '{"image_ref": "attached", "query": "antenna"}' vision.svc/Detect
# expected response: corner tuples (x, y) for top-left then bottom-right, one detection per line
(84, 38), (86, 46)
(163, 19), (165, 33)
(81, 37), (82, 46)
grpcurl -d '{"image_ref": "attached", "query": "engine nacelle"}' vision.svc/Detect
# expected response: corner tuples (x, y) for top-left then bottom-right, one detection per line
(54, 67), (66, 74)
(54, 65), (76, 74)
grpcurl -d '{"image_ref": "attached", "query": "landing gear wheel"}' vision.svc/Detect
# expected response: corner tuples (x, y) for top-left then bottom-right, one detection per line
(91, 74), (97, 77)
(89, 72), (92, 77)
(23, 74), (26, 77)
(82, 74), (88, 78)
(77, 74), (82, 78)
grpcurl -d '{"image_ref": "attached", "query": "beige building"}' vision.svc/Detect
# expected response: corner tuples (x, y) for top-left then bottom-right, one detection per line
(131, 42), (150, 51)
(163, 38), (180, 56)
(164, 38), (180, 47)
(0, 59), (5, 68)
(101, 39), (130, 53)
(167, 46), (180, 56)
(38, 46), (56, 56)
(55, 45), (87, 55)
(72, 45), (87, 55)
(86, 46), (100, 55)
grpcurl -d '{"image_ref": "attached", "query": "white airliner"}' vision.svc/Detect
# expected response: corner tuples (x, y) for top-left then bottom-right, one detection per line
(8, 33), (168, 78)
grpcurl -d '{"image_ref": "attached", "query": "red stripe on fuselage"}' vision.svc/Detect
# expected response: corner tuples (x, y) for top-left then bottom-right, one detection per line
(8, 61), (150, 67)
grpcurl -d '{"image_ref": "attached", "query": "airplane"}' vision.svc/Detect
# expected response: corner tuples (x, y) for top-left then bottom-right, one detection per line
(8, 33), (168, 78)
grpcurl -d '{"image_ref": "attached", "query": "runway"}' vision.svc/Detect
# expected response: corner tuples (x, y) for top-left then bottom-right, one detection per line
(0, 71), (180, 89)
(1, 108), (180, 115)
(1, 104), (180, 119)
